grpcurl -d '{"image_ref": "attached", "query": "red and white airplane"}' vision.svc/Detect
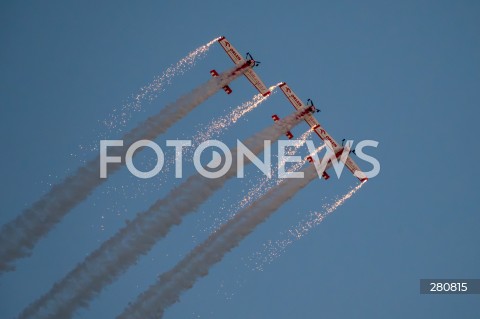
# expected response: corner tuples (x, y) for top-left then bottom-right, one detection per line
(277, 82), (368, 182)
(211, 36), (271, 97)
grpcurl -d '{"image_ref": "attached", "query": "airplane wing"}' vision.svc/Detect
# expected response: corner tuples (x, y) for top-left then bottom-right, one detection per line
(244, 69), (270, 96)
(218, 36), (271, 96)
(218, 36), (245, 65)
(311, 122), (342, 152)
(345, 156), (368, 182)
(279, 82), (367, 182)
(279, 82), (304, 111)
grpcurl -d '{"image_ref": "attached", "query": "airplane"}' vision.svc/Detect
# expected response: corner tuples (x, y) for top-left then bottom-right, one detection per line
(271, 105), (317, 140)
(212, 36), (271, 97)
(278, 82), (368, 183)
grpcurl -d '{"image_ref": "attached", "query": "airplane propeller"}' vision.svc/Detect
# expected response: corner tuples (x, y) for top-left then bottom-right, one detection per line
(246, 52), (261, 67)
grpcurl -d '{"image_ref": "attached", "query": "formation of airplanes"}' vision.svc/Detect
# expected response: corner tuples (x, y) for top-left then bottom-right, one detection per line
(214, 36), (368, 183)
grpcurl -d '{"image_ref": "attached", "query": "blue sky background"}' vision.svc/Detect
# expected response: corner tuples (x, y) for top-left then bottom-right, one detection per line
(1, 1), (479, 318)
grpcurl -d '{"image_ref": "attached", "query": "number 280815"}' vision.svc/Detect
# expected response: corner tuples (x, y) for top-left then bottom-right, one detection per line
(430, 282), (468, 292)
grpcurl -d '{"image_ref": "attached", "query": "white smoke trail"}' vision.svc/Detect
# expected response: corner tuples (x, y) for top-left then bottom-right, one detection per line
(118, 164), (326, 319)
(18, 108), (307, 319)
(80, 38), (220, 152)
(193, 83), (281, 144)
(105, 38), (220, 135)
(0, 64), (247, 274)
(250, 181), (367, 270)
(131, 38), (220, 105)
(235, 130), (315, 212)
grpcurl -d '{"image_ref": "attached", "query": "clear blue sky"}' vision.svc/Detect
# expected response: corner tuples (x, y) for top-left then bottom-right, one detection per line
(1, 1), (479, 318)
